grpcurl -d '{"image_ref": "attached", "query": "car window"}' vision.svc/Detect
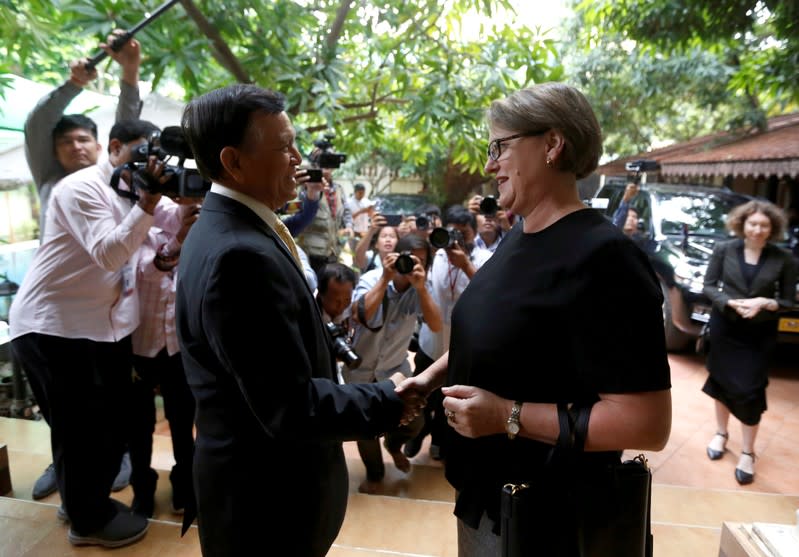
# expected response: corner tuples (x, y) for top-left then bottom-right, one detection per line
(656, 191), (749, 236)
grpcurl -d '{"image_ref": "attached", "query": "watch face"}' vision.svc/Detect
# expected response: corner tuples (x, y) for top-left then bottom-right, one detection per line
(507, 422), (520, 435)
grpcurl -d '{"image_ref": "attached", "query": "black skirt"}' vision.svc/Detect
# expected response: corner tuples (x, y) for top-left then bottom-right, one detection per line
(703, 308), (775, 425)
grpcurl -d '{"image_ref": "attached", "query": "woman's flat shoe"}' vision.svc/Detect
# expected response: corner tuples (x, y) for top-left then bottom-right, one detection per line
(735, 452), (755, 485)
(706, 432), (729, 460)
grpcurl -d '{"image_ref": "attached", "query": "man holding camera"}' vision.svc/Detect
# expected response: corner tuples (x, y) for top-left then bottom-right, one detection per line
(404, 205), (492, 460)
(9, 119), (183, 548)
(23, 30), (144, 501)
(345, 234), (442, 493)
(295, 141), (353, 276)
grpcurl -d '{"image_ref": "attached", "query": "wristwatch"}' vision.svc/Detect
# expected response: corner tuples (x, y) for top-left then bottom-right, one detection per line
(506, 401), (523, 440)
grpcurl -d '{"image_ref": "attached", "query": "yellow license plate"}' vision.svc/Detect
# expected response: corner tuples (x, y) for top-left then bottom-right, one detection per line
(778, 318), (799, 333)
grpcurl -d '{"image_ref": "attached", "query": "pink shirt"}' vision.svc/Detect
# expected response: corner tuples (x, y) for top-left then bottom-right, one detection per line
(131, 228), (180, 357)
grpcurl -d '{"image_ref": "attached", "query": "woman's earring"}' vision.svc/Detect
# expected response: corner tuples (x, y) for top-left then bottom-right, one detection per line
(546, 157), (553, 168)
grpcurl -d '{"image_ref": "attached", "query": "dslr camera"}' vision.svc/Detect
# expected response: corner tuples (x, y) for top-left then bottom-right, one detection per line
(111, 126), (211, 199)
(394, 251), (416, 275)
(325, 322), (362, 368)
(313, 134), (348, 169)
(429, 226), (465, 250)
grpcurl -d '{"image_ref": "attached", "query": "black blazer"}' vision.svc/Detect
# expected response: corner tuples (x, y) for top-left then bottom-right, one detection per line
(176, 192), (404, 557)
(703, 238), (797, 322)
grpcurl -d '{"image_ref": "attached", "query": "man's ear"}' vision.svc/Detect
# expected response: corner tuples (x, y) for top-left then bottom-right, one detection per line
(107, 138), (123, 157)
(219, 146), (243, 183)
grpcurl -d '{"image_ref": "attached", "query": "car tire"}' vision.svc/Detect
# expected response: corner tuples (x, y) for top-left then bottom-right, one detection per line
(661, 280), (693, 353)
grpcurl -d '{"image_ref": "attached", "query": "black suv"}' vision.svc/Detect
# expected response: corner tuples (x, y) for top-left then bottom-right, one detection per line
(591, 182), (755, 352)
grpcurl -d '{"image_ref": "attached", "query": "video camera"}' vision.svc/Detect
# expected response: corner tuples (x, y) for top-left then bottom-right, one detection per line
(312, 135), (348, 169)
(625, 159), (661, 185)
(429, 226), (465, 250)
(111, 126), (211, 199)
(325, 322), (361, 368)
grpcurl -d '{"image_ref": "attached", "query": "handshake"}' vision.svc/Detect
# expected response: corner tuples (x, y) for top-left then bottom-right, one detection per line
(389, 372), (436, 426)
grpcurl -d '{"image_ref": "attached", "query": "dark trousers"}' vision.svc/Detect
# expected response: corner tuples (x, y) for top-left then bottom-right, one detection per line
(357, 414), (424, 481)
(11, 333), (132, 534)
(130, 350), (195, 501)
(412, 350), (446, 451)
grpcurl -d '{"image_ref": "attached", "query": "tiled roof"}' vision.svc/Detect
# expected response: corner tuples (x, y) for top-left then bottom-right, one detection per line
(598, 112), (799, 178)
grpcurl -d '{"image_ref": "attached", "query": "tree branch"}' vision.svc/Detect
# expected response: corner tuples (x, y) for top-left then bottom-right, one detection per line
(179, 0), (252, 83)
(326, 0), (354, 53)
(305, 110), (378, 133)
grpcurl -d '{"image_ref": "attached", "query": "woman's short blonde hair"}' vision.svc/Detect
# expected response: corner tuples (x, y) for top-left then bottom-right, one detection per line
(487, 83), (602, 179)
(726, 200), (787, 241)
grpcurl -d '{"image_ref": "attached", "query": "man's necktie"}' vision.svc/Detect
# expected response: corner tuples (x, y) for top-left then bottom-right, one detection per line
(273, 218), (302, 267)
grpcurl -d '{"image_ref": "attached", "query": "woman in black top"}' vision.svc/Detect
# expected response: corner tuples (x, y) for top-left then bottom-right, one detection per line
(702, 200), (796, 485)
(398, 83), (672, 556)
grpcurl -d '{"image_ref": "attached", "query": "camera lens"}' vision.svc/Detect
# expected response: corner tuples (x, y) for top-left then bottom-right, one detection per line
(415, 215), (429, 230)
(479, 196), (498, 215)
(429, 227), (449, 249)
(394, 252), (415, 275)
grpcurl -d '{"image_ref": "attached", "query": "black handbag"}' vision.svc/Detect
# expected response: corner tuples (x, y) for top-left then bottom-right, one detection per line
(501, 403), (653, 557)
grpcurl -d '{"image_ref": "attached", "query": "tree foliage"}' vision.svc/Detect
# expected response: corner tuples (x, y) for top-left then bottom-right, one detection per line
(568, 0), (799, 159)
(0, 0), (564, 192)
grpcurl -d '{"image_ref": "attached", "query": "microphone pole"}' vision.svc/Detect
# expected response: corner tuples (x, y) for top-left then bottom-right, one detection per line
(85, 0), (181, 70)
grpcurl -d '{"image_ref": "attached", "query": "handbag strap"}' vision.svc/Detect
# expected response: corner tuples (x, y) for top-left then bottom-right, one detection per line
(573, 405), (593, 452)
(356, 294), (389, 332)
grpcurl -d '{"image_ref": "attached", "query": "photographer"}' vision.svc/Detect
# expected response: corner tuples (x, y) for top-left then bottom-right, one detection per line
(25, 29), (143, 237)
(612, 182), (640, 235)
(128, 203), (200, 519)
(317, 262), (358, 326)
(346, 183), (375, 250)
(9, 119), (183, 548)
(467, 194), (510, 252)
(345, 234), (442, 493)
(404, 205), (492, 460)
(295, 140), (353, 276)
(24, 31), (143, 500)
(353, 215), (399, 273)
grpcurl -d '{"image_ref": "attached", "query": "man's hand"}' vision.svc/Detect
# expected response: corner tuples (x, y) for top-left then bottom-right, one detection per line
(622, 182), (640, 203)
(406, 255), (427, 290)
(441, 385), (508, 438)
(390, 372), (426, 426)
(68, 58), (97, 88)
(467, 195), (482, 215)
(381, 252), (399, 282)
(101, 29), (141, 86)
(446, 243), (471, 272)
(176, 203), (201, 244)
(134, 156), (166, 215)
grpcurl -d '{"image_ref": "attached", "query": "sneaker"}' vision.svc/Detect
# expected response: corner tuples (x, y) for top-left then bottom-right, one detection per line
(32, 463), (58, 500)
(67, 507), (149, 548)
(57, 498), (129, 525)
(111, 452), (131, 492)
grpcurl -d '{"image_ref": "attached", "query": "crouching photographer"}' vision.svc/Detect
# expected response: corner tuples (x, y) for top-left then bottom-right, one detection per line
(316, 263), (361, 371)
(343, 234), (442, 494)
(9, 118), (186, 548)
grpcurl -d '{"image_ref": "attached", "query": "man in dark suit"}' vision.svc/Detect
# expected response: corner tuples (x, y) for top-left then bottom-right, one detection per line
(176, 84), (420, 557)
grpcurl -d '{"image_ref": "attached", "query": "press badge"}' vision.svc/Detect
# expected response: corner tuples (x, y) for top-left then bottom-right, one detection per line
(121, 263), (135, 297)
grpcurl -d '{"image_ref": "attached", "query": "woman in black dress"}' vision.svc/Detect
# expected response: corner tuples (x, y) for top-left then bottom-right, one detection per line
(703, 200), (796, 485)
(398, 83), (672, 556)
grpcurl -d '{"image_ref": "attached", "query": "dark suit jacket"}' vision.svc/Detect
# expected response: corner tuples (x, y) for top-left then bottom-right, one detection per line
(176, 192), (404, 557)
(703, 238), (797, 322)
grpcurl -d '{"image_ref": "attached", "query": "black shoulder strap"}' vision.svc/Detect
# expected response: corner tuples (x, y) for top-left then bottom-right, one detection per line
(356, 294), (389, 333)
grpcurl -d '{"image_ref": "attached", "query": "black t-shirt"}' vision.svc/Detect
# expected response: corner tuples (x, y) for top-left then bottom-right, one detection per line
(444, 209), (671, 530)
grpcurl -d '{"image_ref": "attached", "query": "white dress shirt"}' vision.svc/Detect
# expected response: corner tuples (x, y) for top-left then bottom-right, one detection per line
(10, 159), (181, 342)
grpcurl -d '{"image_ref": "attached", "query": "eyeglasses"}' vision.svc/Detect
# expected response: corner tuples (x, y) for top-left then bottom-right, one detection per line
(486, 130), (548, 161)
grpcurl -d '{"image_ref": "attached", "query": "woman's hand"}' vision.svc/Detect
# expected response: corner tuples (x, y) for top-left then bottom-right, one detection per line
(728, 297), (776, 319)
(441, 385), (508, 438)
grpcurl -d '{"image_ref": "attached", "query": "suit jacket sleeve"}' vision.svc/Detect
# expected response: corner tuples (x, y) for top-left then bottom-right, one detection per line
(202, 245), (404, 443)
(703, 241), (731, 311)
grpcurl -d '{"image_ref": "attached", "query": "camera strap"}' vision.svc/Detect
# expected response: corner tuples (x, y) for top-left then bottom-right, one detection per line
(356, 294), (389, 333)
(109, 163), (140, 202)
